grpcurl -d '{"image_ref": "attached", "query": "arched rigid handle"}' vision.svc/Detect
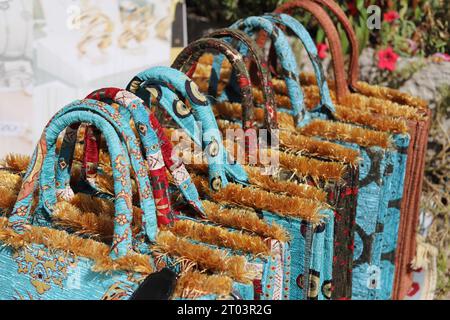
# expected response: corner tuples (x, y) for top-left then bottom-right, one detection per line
(85, 88), (176, 226)
(231, 16), (308, 126)
(312, 0), (360, 90)
(52, 98), (158, 240)
(127, 66), (249, 192)
(262, 13), (335, 116)
(84, 88), (205, 217)
(207, 28), (278, 131)
(172, 37), (256, 132)
(9, 105), (136, 259)
(278, 0), (360, 91)
(272, 0), (351, 103)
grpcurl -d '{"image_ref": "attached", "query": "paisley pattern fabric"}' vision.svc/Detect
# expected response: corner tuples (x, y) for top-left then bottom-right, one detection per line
(86, 89), (175, 221)
(262, 209), (334, 300)
(0, 244), (142, 300)
(377, 134), (410, 299)
(50, 99), (157, 242)
(173, 36), (335, 299)
(0, 102), (162, 300)
(10, 105), (140, 257)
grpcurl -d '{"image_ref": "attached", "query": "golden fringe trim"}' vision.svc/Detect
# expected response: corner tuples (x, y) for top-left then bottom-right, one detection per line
(0, 171), (23, 214)
(0, 217), (154, 274)
(278, 130), (360, 165)
(223, 135), (345, 180)
(355, 80), (429, 111)
(333, 103), (408, 134)
(52, 196), (143, 237)
(213, 103), (357, 170)
(0, 170), (22, 190)
(0, 186), (17, 214)
(299, 71), (429, 111)
(202, 200), (289, 242)
(52, 198), (273, 257)
(169, 219), (271, 256)
(52, 201), (115, 241)
(69, 193), (114, 216)
(251, 84), (411, 133)
(186, 162), (328, 202)
(194, 58), (426, 120)
(153, 230), (254, 283)
(174, 271), (233, 298)
(244, 166), (328, 202)
(271, 76), (424, 121)
(0, 154), (31, 172)
(300, 120), (392, 149)
(191, 175), (324, 223)
(274, 149), (345, 181)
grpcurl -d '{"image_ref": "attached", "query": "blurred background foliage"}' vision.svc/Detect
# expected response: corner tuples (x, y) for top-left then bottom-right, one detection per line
(186, 0), (449, 57)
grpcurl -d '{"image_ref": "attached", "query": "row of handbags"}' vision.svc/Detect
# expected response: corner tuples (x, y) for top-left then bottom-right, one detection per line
(0, 0), (429, 300)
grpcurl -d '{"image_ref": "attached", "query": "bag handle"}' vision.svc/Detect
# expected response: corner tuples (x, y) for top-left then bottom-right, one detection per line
(262, 13), (335, 118)
(172, 38), (256, 132)
(84, 88), (205, 216)
(173, 37), (263, 162)
(231, 16), (307, 126)
(271, 0), (351, 103)
(53, 98), (159, 239)
(9, 103), (137, 258)
(127, 66), (248, 192)
(312, 0), (360, 91)
(206, 28), (278, 131)
(279, 0), (360, 91)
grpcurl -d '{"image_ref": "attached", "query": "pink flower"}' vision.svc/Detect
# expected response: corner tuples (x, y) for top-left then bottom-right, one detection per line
(383, 11), (399, 23)
(317, 43), (328, 60)
(377, 47), (399, 72)
(432, 53), (450, 62)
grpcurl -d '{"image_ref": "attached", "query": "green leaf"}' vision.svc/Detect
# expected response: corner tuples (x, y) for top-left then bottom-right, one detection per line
(316, 28), (325, 44)
(338, 25), (349, 55)
(356, 0), (365, 12)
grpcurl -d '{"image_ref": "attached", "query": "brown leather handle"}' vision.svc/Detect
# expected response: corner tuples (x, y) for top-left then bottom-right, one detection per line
(310, 0), (360, 90)
(272, 0), (351, 102)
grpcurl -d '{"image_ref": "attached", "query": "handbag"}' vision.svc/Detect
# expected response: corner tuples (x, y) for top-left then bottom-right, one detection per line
(200, 9), (410, 299)
(170, 43), (335, 300)
(188, 27), (358, 299)
(74, 84), (294, 300)
(126, 65), (334, 300)
(273, 0), (431, 299)
(1, 97), (266, 300)
(262, 1), (419, 299)
(37, 78), (292, 299)
(1, 101), (161, 300)
(56, 88), (205, 226)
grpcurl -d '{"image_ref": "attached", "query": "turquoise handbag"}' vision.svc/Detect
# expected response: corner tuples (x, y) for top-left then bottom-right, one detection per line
(203, 15), (359, 300)
(237, 10), (409, 300)
(48, 98), (158, 242)
(171, 41), (335, 301)
(126, 66), (294, 299)
(55, 88), (204, 229)
(1, 103), (159, 300)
